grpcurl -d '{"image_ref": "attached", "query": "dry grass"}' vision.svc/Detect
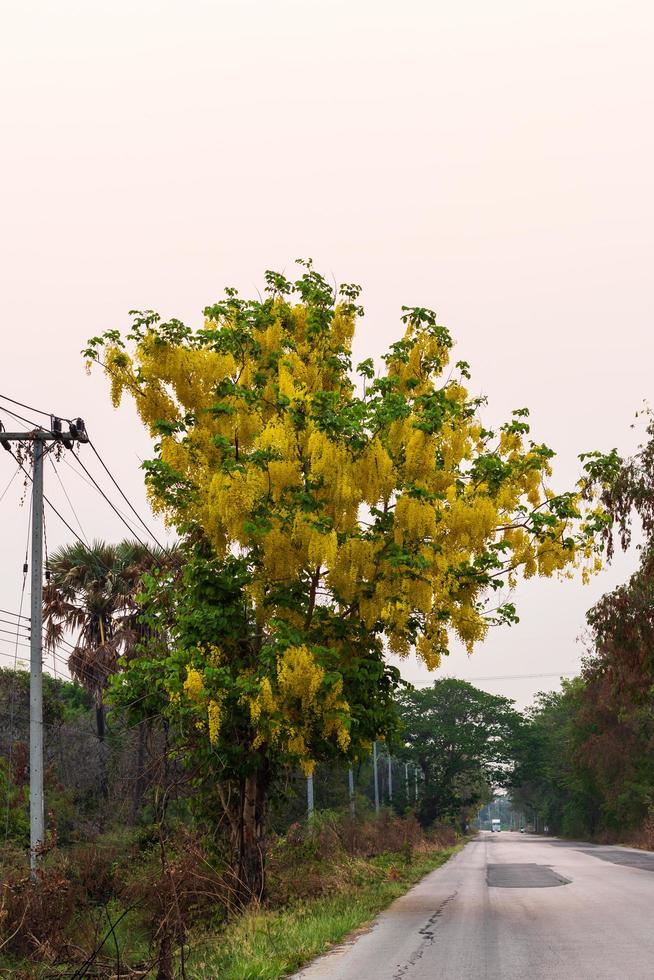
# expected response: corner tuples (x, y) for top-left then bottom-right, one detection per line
(0, 811), (461, 978)
(185, 811), (461, 980)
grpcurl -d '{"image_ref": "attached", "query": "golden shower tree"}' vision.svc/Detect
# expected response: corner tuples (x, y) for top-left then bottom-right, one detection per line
(85, 262), (605, 898)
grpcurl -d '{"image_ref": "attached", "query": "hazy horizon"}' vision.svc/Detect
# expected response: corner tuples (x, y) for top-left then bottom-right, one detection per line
(1, 0), (652, 708)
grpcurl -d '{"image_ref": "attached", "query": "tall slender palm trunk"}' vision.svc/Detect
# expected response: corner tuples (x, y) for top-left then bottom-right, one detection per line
(95, 701), (110, 800)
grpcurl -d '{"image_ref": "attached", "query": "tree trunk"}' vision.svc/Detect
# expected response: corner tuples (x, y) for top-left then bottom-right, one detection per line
(156, 930), (174, 980)
(236, 769), (269, 907)
(95, 703), (105, 741)
(96, 701), (110, 800)
(131, 719), (147, 823)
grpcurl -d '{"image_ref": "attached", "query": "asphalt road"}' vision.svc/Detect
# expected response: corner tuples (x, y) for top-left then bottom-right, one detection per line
(293, 832), (654, 980)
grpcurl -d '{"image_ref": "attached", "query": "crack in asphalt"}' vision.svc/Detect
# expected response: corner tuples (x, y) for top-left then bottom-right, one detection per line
(391, 891), (458, 979)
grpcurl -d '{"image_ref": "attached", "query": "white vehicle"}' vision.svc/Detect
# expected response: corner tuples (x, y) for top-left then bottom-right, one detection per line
(491, 819), (501, 832)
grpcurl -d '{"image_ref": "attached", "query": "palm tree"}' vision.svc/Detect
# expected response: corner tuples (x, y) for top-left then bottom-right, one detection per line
(42, 540), (176, 792)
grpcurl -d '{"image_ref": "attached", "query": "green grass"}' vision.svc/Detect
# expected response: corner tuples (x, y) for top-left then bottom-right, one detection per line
(0, 820), (465, 978)
(185, 844), (462, 980)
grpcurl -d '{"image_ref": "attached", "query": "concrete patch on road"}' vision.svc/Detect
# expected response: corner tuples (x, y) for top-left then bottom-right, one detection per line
(541, 839), (600, 849)
(487, 863), (571, 887)
(579, 849), (654, 872)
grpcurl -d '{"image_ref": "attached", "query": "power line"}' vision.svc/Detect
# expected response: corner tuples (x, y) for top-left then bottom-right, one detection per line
(2, 638), (577, 689)
(65, 449), (179, 576)
(69, 452), (149, 549)
(0, 618), (30, 634)
(0, 626), (32, 640)
(88, 439), (165, 549)
(0, 631), (78, 657)
(3, 586), (158, 664)
(0, 640), (132, 686)
(0, 402), (42, 429)
(0, 640), (29, 670)
(3, 452), (148, 591)
(0, 464), (21, 503)
(4, 600), (581, 688)
(3, 444), (86, 546)
(1, 440), (141, 682)
(4, 413), (173, 578)
(43, 628), (76, 650)
(0, 640), (77, 677)
(0, 637), (73, 661)
(1, 605), (576, 689)
(0, 607), (30, 621)
(49, 456), (89, 545)
(59, 454), (150, 540)
(0, 609), (77, 652)
(0, 392), (55, 420)
(0, 636), (30, 657)
(66, 452), (151, 545)
(2, 391), (164, 548)
(414, 670), (576, 686)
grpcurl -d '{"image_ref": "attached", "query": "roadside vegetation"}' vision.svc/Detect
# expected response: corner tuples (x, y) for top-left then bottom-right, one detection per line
(1, 263), (626, 975)
(0, 705), (459, 979)
(187, 829), (460, 980)
(511, 416), (654, 846)
(398, 679), (523, 830)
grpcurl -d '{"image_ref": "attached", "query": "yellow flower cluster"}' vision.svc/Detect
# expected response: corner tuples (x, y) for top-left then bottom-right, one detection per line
(277, 645), (325, 712)
(247, 645), (351, 773)
(356, 438), (396, 507)
(416, 618), (448, 669)
(446, 497), (499, 552)
(96, 280), (604, 725)
(328, 538), (377, 602)
(394, 496), (438, 545)
(141, 343), (237, 415)
(449, 603), (489, 651)
(307, 429), (360, 532)
(183, 667), (204, 701)
(179, 660), (227, 746)
(207, 696), (224, 746)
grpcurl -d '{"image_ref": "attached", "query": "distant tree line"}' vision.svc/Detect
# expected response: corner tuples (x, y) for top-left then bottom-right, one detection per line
(511, 417), (654, 843)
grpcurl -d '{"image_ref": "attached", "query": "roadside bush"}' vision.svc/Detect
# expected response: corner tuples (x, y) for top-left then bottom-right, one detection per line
(0, 756), (28, 845)
(0, 834), (141, 965)
(626, 804), (654, 851)
(0, 808), (456, 975)
(0, 854), (78, 959)
(267, 808), (451, 905)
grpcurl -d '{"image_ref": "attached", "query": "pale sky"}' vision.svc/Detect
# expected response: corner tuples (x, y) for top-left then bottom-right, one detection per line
(1, 0), (652, 707)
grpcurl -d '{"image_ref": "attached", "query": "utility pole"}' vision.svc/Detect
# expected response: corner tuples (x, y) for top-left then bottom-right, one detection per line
(348, 766), (355, 817)
(405, 762), (409, 803)
(307, 773), (314, 819)
(372, 740), (380, 815)
(1, 417), (88, 874)
(387, 752), (393, 803)
(30, 439), (44, 875)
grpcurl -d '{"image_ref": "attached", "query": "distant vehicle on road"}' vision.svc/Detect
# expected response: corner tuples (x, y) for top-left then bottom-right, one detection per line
(491, 819), (501, 832)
